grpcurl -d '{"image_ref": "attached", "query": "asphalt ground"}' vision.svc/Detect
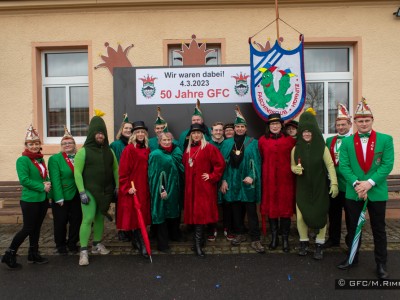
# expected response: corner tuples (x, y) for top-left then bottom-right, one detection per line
(1, 252), (400, 300)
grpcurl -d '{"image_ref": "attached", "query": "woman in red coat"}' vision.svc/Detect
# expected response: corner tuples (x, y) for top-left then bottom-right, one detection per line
(258, 113), (296, 252)
(117, 121), (151, 258)
(183, 124), (225, 257)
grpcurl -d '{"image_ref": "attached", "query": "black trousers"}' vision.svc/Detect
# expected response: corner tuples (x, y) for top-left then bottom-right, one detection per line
(232, 201), (260, 241)
(52, 192), (82, 250)
(155, 217), (181, 251)
(222, 201), (233, 231)
(10, 200), (49, 251)
(345, 199), (387, 264)
(328, 191), (350, 244)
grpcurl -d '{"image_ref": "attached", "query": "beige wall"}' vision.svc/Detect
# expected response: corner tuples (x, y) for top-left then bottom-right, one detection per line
(0, 1), (399, 180)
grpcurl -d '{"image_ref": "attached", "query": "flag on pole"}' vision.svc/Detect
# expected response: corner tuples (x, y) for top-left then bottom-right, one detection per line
(250, 35), (306, 121)
(348, 198), (368, 265)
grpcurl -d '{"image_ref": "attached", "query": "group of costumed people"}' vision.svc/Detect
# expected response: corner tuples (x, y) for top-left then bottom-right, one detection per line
(2, 98), (394, 279)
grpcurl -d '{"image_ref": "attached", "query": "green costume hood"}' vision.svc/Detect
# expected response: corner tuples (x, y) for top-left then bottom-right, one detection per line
(84, 116), (110, 148)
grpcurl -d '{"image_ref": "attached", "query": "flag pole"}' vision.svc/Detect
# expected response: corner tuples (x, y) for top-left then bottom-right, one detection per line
(275, 0), (280, 44)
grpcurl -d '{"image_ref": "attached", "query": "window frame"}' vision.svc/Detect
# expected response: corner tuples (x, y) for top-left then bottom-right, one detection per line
(41, 49), (89, 144)
(32, 41), (93, 154)
(303, 37), (362, 138)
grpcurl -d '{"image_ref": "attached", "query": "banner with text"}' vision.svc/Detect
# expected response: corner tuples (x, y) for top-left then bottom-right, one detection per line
(136, 66), (252, 105)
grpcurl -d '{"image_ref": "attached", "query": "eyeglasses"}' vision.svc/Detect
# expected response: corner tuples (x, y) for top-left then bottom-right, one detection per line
(61, 142), (75, 146)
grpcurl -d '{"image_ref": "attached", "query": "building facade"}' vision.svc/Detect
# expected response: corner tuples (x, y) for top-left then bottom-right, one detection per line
(0, 0), (399, 180)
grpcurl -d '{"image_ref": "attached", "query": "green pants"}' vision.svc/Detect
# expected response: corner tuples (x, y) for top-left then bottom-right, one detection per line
(79, 191), (104, 248)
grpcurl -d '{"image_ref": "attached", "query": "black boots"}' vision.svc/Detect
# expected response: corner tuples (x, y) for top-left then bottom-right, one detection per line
(268, 219), (279, 250)
(132, 230), (149, 259)
(27, 246), (48, 264)
(337, 253), (359, 270)
(377, 263), (389, 279)
(193, 225), (205, 258)
(280, 218), (291, 253)
(1, 249), (21, 269)
(298, 241), (309, 256)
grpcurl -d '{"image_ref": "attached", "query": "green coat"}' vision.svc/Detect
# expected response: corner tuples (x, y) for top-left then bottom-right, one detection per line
(48, 152), (78, 202)
(339, 132), (394, 201)
(220, 136), (261, 203)
(16, 156), (48, 202)
(148, 145), (184, 224)
(326, 135), (348, 192)
(110, 139), (126, 163)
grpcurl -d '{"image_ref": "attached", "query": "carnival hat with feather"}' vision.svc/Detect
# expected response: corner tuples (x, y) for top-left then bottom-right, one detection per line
(336, 103), (352, 121)
(193, 99), (203, 117)
(25, 124), (41, 142)
(155, 106), (167, 125)
(234, 105), (247, 126)
(354, 97), (373, 119)
(61, 125), (75, 142)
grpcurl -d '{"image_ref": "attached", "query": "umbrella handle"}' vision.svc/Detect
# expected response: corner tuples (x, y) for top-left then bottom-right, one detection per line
(131, 181), (135, 189)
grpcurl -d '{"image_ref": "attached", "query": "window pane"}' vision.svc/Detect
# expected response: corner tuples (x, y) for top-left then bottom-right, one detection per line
(46, 87), (66, 137)
(304, 48), (349, 72)
(328, 82), (350, 134)
(45, 52), (88, 77)
(70, 86), (89, 136)
(305, 82), (324, 132)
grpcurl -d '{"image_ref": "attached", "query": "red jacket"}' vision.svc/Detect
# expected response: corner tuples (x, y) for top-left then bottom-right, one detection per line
(117, 144), (151, 230)
(183, 143), (225, 224)
(258, 134), (296, 218)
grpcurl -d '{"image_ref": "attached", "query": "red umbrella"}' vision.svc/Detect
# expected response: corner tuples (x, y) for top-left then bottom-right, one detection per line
(131, 181), (152, 263)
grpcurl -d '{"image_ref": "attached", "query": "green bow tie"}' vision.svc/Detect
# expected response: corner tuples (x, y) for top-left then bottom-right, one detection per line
(68, 155), (75, 159)
(358, 133), (370, 138)
(337, 136), (345, 140)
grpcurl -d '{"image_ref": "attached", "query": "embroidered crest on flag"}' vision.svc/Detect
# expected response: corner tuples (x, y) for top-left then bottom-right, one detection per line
(250, 36), (305, 121)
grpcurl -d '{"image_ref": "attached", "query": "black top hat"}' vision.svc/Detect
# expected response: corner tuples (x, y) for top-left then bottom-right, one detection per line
(132, 121), (148, 132)
(266, 113), (283, 124)
(285, 120), (299, 128)
(189, 123), (205, 134)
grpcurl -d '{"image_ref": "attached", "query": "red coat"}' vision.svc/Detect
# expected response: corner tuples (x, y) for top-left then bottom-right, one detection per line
(183, 143), (225, 224)
(117, 144), (151, 230)
(258, 134), (296, 218)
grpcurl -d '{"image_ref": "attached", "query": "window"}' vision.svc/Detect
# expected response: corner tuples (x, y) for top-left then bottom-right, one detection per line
(304, 47), (353, 135)
(42, 51), (89, 144)
(168, 44), (222, 66)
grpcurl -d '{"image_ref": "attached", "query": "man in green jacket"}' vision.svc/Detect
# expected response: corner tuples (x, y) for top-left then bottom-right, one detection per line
(325, 104), (352, 248)
(337, 98), (394, 280)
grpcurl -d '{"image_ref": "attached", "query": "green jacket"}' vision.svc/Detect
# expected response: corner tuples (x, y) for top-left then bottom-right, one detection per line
(339, 132), (394, 201)
(16, 156), (48, 202)
(220, 136), (261, 203)
(48, 152), (78, 202)
(148, 145), (184, 224)
(110, 139), (126, 163)
(326, 135), (349, 192)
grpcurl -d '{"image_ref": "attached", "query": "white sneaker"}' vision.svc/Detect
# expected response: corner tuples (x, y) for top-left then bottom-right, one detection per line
(79, 250), (89, 266)
(91, 243), (110, 255)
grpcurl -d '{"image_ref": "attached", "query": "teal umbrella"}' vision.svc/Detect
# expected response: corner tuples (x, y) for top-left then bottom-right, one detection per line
(348, 198), (368, 265)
